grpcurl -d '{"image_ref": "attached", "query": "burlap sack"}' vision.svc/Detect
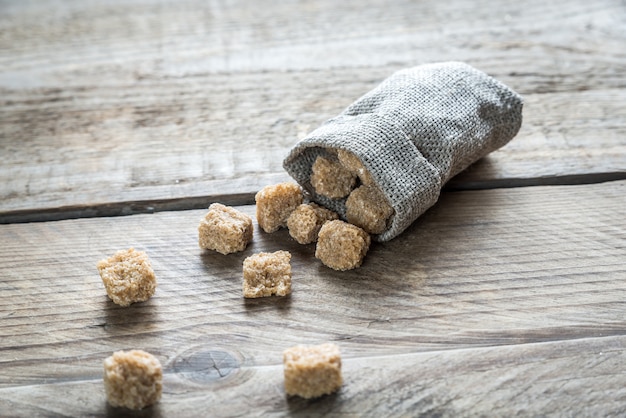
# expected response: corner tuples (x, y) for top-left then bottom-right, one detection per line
(283, 62), (523, 242)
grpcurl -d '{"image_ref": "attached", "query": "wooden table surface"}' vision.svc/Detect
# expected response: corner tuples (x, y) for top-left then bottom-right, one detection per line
(1, 0), (625, 416)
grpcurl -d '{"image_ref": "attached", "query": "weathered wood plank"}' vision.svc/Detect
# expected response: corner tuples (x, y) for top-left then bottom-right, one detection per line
(0, 181), (624, 415)
(0, 336), (624, 417)
(2, 86), (624, 223)
(1, 0), (625, 218)
(1, 0), (624, 91)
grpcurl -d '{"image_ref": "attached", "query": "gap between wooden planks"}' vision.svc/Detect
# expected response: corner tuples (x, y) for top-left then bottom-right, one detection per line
(0, 181), (624, 415)
(3, 171), (626, 225)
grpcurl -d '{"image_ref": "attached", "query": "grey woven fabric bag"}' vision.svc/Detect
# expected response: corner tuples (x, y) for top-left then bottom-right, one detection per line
(283, 62), (523, 242)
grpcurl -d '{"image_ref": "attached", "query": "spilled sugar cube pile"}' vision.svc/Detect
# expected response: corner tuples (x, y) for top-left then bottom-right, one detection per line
(95, 62), (523, 409)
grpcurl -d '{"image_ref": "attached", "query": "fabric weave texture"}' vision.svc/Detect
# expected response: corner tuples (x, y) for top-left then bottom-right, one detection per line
(284, 62), (523, 241)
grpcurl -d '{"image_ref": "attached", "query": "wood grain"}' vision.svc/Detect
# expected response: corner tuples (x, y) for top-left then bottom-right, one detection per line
(1, 336), (624, 417)
(2, 0), (625, 220)
(0, 181), (624, 416)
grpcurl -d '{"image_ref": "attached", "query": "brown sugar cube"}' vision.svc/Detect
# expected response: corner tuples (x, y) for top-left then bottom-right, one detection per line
(287, 203), (339, 245)
(104, 350), (162, 410)
(337, 148), (375, 185)
(315, 220), (370, 271)
(97, 248), (157, 307)
(345, 184), (395, 235)
(255, 183), (303, 233)
(283, 343), (342, 399)
(198, 203), (253, 254)
(243, 250), (292, 298)
(310, 155), (356, 199)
